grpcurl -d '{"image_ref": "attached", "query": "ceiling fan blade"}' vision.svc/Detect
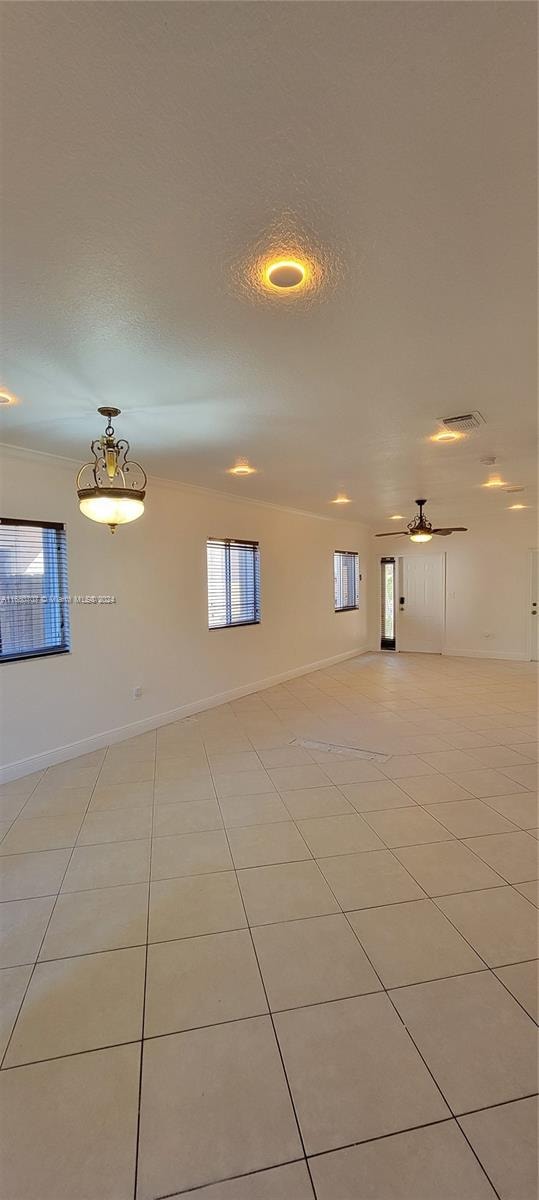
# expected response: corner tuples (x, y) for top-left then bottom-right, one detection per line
(432, 527), (468, 535)
(375, 531), (408, 537)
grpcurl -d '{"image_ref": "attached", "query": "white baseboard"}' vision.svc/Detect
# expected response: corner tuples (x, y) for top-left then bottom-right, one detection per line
(442, 648), (528, 662)
(0, 646), (370, 784)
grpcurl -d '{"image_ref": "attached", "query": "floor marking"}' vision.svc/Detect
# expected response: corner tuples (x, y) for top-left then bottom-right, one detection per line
(293, 738), (391, 763)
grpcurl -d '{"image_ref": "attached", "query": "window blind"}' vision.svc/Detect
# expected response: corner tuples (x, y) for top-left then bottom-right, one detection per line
(0, 519), (70, 662)
(207, 538), (260, 629)
(334, 550), (359, 612)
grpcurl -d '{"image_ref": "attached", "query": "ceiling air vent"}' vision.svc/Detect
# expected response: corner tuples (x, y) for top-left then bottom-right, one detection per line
(440, 411), (485, 433)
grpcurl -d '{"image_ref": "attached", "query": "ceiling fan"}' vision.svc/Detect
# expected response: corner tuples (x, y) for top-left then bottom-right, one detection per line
(376, 499), (468, 543)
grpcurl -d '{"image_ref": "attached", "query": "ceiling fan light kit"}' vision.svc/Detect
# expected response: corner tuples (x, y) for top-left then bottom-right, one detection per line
(77, 408), (147, 533)
(376, 499), (467, 541)
(409, 528), (433, 543)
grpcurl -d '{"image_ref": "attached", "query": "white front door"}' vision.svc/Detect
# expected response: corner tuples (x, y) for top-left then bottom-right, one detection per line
(530, 550), (539, 661)
(397, 554), (445, 653)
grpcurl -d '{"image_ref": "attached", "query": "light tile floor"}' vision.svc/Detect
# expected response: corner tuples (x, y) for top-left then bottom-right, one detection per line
(0, 652), (537, 1199)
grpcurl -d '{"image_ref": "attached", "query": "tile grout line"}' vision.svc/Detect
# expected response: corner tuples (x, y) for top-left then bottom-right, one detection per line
(148, 1156), (310, 1200)
(0, 765), (64, 844)
(3, 931), (536, 991)
(322, 784), (514, 1199)
(279, 829), (507, 1200)
(202, 736), (318, 1200)
(0, 818), (535, 863)
(346, 923), (504, 1200)
(206, 719), (512, 1200)
(0, 971), (503, 1072)
(0, 748), (111, 1069)
(425, 891), (539, 1027)
(328, 793), (539, 1032)
(132, 726), (158, 1200)
(0, 661), (536, 1197)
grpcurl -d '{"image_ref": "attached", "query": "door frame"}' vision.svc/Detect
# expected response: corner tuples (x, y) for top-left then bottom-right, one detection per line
(380, 557), (396, 650)
(527, 548), (539, 662)
(395, 552), (446, 654)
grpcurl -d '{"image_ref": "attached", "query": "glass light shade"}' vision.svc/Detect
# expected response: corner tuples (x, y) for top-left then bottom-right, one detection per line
(409, 531), (433, 543)
(78, 490), (144, 526)
(105, 446), (118, 478)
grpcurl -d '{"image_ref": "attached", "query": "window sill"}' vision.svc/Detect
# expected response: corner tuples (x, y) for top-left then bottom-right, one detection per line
(208, 620), (261, 631)
(0, 647), (71, 664)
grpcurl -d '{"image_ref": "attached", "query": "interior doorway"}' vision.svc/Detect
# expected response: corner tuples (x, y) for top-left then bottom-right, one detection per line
(396, 554), (445, 654)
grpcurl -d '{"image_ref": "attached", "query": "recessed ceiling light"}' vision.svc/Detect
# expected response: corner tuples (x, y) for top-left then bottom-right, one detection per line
(508, 503), (527, 510)
(331, 494), (351, 505)
(389, 514), (404, 520)
(481, 476), (507, 488)
(0, 387), (19, 406)
(429, 429), (464, 443)
(265, 259), (307, 291)
(228, 459), (256, 476)
(239, 218), (336, 304)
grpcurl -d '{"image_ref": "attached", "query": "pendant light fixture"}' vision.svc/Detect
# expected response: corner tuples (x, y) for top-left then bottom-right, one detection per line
(77, 407), (147, 533)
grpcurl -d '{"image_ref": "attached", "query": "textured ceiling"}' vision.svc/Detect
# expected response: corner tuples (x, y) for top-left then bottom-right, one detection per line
(1, 1), (536, 526)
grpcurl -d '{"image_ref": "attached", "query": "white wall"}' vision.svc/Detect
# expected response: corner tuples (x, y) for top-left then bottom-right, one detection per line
(0, 448), (372, 778)
(3, 446), (535, 780)
(372, 513), (537, 662)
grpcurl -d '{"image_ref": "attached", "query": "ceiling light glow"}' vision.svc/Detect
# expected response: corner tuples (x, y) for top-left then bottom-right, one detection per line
(331, 494), (351, 505)
(228, 459), (256, 476)
(409, 531), (433, 543)
(430, 429), (464, 443)
(508, 503), (527, 510)
(235, 214), (342, 306)
(265, 260), (306, 291)
(0, 387), (19, 406)
(389, 514), (404, 520)
(482, 476), (507, 488)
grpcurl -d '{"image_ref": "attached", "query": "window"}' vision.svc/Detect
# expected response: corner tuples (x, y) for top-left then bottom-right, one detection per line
(334, 550), (359, 612)
(207, 538), (260, 629)
(0, 519), (70, 662)
(381, 557), (396, 649)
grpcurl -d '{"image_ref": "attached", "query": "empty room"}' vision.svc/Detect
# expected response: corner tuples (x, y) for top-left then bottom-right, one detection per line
(0, 3), (537, 1198)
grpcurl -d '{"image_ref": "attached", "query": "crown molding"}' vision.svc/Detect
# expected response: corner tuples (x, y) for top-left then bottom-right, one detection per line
(0, 441), (372, 528)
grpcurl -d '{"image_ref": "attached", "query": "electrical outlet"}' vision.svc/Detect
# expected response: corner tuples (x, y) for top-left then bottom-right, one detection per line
(133, 686), (142, 699)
